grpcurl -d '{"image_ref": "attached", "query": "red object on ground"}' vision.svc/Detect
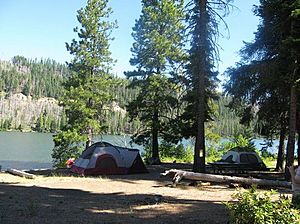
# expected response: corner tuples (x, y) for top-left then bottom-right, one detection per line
(66, 158), (75, 168)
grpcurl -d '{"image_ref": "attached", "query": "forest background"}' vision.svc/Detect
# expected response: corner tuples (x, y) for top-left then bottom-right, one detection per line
(1, 0), (298, 172)
(0, 56), (252, 137)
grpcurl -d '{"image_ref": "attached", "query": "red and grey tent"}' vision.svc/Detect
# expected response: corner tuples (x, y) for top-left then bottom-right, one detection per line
(71, 142), (148, 175)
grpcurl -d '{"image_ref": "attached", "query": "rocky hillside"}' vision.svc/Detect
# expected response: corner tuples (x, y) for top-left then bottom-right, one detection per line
(0, 56), (141, 134)
(0, 93), (64, 132)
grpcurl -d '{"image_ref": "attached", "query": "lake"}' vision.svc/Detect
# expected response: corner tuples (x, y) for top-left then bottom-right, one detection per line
(0, 131), (281, 171)
(0, 131), (142, 171)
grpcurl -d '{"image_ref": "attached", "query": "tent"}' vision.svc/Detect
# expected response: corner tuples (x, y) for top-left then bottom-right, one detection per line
(71, 141), (148, 175)
(209, 147), (268, 172)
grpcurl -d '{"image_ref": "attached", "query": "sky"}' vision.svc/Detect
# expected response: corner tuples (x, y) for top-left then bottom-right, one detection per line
(0, 0), (260, 77)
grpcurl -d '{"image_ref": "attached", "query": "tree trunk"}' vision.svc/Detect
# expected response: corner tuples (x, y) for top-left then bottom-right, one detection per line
(85, 127), (92, 149)
(193, 0), (208, 173)
(85, 96), (94, 150)
(151, 109), (160, 164)
(286, 16), (299, 179)
(275, 120), (285, 171)
(161, 169), (291, 188)
(286, 85), (297, 180)
(297, 110), (300, 166)
(7, 168), (36, 179)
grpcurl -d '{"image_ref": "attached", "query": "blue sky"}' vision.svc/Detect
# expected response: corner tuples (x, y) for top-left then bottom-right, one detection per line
(0, 0), (259, 76)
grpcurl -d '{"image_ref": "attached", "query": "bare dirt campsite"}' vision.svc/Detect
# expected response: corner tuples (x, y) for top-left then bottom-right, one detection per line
(0, 164), (292, 224)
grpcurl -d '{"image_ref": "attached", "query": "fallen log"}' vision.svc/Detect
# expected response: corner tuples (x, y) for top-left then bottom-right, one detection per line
(7, 168), (36, 179)
(161, 169), (291, 188)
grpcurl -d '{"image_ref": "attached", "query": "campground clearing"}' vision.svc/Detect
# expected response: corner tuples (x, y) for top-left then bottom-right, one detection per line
(0, 164), (291, 224)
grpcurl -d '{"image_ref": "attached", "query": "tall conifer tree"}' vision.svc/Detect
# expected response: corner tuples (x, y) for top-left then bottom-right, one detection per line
(225, 0), (300, 176)
(183, 0), (231, 172)
(52, 0), (117, 166)
(126, 0), (186, 164)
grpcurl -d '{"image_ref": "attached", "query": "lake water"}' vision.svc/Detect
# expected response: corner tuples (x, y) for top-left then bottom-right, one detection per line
(0, 131), (281, 171)
(0, 132), (142, 171)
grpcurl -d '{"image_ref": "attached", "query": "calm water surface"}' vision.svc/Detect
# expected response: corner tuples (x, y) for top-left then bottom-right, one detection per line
(0, 132), (141, 171)
(0, 131), (280, 171)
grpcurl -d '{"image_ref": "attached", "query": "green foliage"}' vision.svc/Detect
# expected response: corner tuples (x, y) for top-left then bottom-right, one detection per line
(180, 0), (232, 172)
(205, 130), (224, 162)
(292, 192), (300, 209)
(128, 74), (179, 144)
(141, 134), (261, 164)
(65, 0), (117, 77)
(127, 0), (186, 160)
(130, 0), (186, 71)
(224, 0), (300, 171)
(159, 141), (193, 162)
(142, 141), (193, 163)
(226, 188), (300, 224)
(52, 0), (117, 165)
(0, 119), (12, 130)
(33, 110), (61, 133)
(228, 134), (256, 151)
(210, 96), (257, 137)
(0, 58), (67, 133)
(0, 57), (68, 98)
(206, 134), (257, 163)
(52, 130), (86, 167)
(260, 145), (276, 159)
(62, 75), (114, 134)
(0, 59), (140, 134)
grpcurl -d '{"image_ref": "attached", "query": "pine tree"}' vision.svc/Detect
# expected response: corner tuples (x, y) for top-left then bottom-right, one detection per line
(225, 0), (300, 176)
(52, 0), (117, 167)
(285, 0), (300, 177)
(183, 0), (231, 172)
(126, 0), (186, 164)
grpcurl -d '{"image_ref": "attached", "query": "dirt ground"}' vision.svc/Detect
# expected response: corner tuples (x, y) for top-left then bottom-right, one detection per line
(0, 164), (292, 224)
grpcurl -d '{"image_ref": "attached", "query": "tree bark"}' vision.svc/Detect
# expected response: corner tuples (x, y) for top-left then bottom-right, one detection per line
(85, 96), (93, 150)
(193, 0), (208, 173)
(297, 110), (300, 166)
(85, 127), (93, 149)
(275, 120), (285, 171)
(7, 168), (36, 179)
(151, 109), (160, 164)
(161, 169), (291, 188)
(286, 16), (299, 179)
(286, 85), (297, 180)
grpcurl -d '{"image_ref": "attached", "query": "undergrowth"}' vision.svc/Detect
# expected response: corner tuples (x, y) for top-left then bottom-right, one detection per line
(225, 187), (300, 224)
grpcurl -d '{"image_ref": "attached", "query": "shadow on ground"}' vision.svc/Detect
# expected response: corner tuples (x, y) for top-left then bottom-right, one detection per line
(0, 183), (228, 224)
(28, 163), (288, 190)
(28, 163), (191, 184)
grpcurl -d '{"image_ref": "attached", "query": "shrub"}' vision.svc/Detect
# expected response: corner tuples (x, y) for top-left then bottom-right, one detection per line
(159, 141), (193, 162)
(159, 142), (185, 159)
(141, 142), (151, 160)
(205, 134), (260, 163)
(52, 130), (85, 167)
(222, 134), (257, 152)
(206, 146), (225, 163)
(206, 132), (225, 162)
(225, 187), (300, 224)
(141, 141), (193, 163)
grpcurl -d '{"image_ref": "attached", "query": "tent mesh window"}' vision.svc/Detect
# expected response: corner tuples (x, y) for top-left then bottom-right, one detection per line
(96, 157), (117, 170)
(240, 154), (258, 164)
(247, 154), (259, 164)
